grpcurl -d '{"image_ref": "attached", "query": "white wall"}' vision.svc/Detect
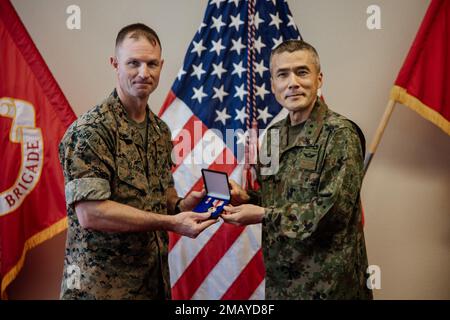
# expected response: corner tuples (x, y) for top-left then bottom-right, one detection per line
(9, 0), (450, 299)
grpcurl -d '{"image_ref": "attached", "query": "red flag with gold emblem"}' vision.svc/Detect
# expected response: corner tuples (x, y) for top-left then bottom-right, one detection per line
(390, 0), (450, 135)
(0, 0), (76, 299)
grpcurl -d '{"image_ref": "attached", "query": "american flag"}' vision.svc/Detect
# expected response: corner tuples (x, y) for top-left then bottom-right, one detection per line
(159, 0), (302, 299)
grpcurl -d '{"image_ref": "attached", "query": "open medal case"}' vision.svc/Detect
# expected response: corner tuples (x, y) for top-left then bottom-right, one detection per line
(193, 169), (231, 219)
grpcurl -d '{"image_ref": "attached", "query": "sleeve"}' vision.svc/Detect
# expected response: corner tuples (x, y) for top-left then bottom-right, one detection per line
(59, 126), (115, 206)
(263, 127), (364, 240)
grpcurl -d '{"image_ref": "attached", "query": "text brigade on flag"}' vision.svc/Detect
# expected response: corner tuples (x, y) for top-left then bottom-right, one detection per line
(0, 0), (77, 299)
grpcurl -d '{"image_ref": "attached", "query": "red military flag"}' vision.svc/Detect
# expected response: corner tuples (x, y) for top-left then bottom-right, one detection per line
(390, 0), (450, 135)
(0, 0), (76, 299)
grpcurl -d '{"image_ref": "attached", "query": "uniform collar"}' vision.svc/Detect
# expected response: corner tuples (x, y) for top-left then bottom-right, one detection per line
(106, 89), (162, 146)
(279, 97), (328, 151)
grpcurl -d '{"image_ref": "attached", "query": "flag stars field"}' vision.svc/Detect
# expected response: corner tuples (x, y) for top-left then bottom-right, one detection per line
(287, 14), (297, 29)
(250, 11), (264, 29)
(234, 84), (248, 101)
(230, 37), (246, 55)
(210, 0), (226, 9)
(211, 62), (227, 79)
(269, 12), (282, 30)
(254, 60), (268, 77)
(210, 39), (226, 55)
(257, 106), (273, 124)
(255, 84), (270, 100)
(215, 107), (232, 125)
(229, 13), (244, 31)
(177, 68), (187, 81)
(229, 0), (240, 8)
(254, 36), (266, 54)
(191, 63), (206, 80)
(232, 61), (246, 78)
(272, 35), (284, 49)
(213, 85), (229, 102)
(197, 22), (207, 33)
(191, 39), (207, 57)
(235, 107), (248, 124)
(192, 86), (207, 103)
(211, 15), (226, 32)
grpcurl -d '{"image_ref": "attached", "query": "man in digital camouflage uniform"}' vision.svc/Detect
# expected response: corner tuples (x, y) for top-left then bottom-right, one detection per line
(223, 40), (373, 300)
(58, 23), (216, 299)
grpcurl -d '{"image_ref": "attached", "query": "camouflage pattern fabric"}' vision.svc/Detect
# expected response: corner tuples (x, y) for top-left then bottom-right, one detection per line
(254, 98), (373, 300)
(58, 90), (174, 299)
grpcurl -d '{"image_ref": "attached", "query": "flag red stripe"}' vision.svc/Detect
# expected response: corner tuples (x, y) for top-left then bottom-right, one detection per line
(171, 223), (246, 299)
(168, 231), (181, 251)
(159, 90), (176, 117)
(171, 116), (209, 172)
(0, 0), (76, 128)
(221, 248), (265, 300)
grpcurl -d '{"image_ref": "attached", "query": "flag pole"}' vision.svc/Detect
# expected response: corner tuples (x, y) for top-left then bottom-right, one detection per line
(364, 99), (397, 175)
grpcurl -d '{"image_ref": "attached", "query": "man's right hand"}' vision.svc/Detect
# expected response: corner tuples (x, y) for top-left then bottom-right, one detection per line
(229, 179), (250, 205)
(221, 204), (265, 226)
(172, 211), (218, 238)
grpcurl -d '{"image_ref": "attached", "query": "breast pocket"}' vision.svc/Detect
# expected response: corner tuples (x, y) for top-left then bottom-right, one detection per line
(285, 146), (323, 203)
(261, 174), (280, 207)
(147, 139), (173, 194)
(115, 155), (148, 207)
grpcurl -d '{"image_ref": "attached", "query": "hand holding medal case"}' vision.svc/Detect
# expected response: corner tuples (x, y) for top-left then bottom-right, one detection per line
(193, 169), (231, 219)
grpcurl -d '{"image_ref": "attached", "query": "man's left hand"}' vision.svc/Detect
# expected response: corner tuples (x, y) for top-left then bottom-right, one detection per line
(180, 189), (206, 211)
(229, 179), (250, 205)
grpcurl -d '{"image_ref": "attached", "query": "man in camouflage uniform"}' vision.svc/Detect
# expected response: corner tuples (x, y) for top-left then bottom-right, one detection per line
(59, 23), (216, 299)
(223, 40), (373, 299)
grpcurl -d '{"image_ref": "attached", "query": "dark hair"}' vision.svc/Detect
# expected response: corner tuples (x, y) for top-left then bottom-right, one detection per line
(115, 23), (161, 52)
(270, 39), (320, 72)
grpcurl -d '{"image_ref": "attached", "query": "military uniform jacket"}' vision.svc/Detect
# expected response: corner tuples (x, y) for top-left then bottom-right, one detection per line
(254, 99), (373, 299)
(59, 90), (174, 299)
